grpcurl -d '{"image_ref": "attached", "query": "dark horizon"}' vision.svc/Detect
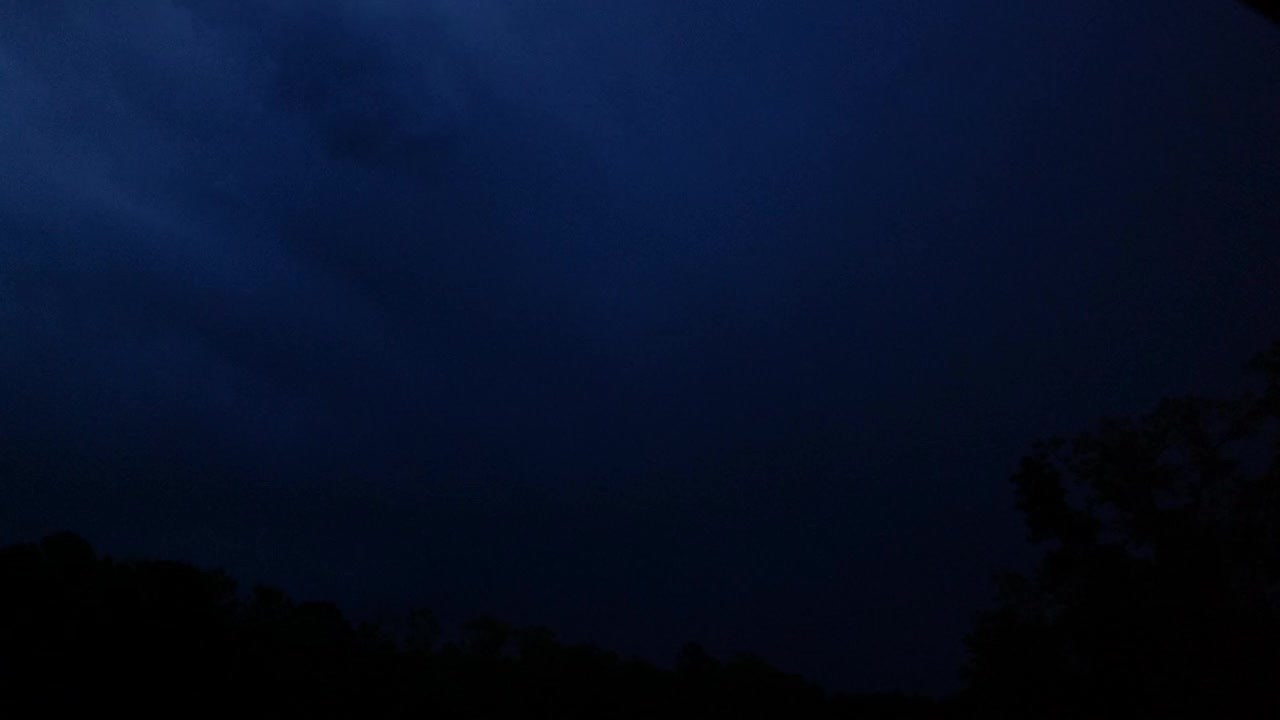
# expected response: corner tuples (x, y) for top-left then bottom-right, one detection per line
(2, 1), (1278, 696)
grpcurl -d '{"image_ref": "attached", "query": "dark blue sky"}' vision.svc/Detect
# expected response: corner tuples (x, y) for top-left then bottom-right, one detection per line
(2, 0), (1277, 693)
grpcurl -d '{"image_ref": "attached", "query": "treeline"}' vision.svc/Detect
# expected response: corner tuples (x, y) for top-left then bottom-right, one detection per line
(4, 342), (1278, 718)
(0, 532), (940, 718)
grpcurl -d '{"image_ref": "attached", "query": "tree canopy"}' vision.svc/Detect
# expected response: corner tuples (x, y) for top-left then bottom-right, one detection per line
(963, 342), (1280, 717)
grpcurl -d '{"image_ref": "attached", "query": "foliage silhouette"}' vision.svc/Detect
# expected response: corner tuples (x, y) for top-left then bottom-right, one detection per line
(1241, 0), (1280, 25)
(0, 532), (943, 719)
(9, 344), (1276, 717)
(963, 341), (1280, 717)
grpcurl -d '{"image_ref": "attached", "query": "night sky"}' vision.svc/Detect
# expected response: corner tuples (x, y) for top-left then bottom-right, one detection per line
(2, 0), (1278, 694)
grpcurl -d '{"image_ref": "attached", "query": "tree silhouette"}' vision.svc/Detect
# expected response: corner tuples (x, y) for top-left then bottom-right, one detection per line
(406, 605), (441, 655)
(463, 614), (514, 658)
(964, 342), (1280, 717)
(0, 530), (945, 718)
(1241, 0), (1280, 25)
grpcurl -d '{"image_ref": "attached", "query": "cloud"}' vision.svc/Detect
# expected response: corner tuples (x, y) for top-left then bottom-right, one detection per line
(0, 2), (499, 463)
(0, 0), (754, 489)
